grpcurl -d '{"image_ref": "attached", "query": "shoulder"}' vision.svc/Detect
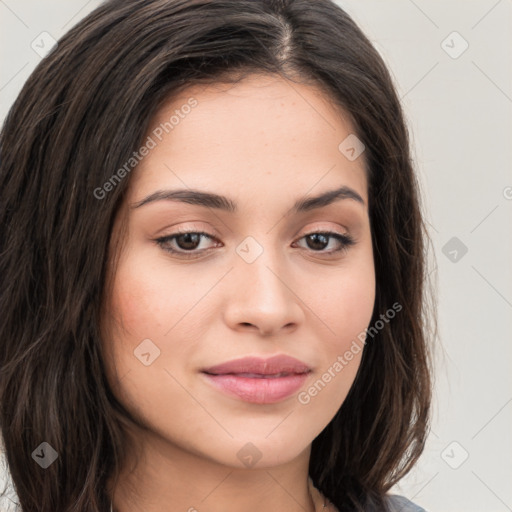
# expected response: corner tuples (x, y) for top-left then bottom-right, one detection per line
(385, 494), (427, 512)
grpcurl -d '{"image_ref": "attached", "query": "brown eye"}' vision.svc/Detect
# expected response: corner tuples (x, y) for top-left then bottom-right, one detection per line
(294, 231), (355, 255)
(305, 233), (330, 251)
(174, 232), (202, 251)
(155, 231), (219, 258)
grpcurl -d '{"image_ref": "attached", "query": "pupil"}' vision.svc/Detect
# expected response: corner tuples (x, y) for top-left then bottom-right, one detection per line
(178, 233), (200, 250)
(307, 233), (328, 250)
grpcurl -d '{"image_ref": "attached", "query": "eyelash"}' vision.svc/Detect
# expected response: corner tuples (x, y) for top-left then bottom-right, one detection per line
(155, 228), (356, 259)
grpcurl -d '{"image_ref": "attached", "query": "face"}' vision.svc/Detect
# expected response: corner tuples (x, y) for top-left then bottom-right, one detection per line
(101, 73), (375, 470)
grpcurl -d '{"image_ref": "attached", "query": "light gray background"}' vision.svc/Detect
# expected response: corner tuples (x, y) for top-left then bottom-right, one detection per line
(1, 1), (511, 511)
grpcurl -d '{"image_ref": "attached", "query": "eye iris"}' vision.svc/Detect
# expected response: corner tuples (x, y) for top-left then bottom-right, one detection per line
(306, 233), (329, 251)
(177, 233), (201, 250)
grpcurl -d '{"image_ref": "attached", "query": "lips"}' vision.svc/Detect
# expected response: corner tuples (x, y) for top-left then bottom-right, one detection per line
(201, 355), (311, 404)
(202, 354), (311, 376)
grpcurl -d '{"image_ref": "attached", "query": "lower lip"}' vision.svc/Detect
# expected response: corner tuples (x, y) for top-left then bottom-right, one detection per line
(201, 372), (310, 404)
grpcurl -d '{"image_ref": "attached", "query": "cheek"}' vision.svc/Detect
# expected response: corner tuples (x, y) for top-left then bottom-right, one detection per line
(102, 257), (172, 391)
(314, 261), (376, 350)
(108, 251), (195, 341)
(295, 264), (375, 429)
(104, 249), (215, 382)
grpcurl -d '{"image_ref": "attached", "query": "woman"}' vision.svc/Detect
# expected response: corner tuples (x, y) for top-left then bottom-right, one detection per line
(0, 0), (435, 511)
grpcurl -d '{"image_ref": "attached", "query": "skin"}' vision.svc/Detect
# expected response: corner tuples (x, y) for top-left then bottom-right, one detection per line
(102, 73), (375, 512)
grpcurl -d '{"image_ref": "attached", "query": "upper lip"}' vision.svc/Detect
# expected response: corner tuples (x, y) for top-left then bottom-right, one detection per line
(202, 354), (311, 376)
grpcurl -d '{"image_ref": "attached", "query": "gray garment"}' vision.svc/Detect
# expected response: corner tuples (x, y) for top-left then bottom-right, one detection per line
(386, 494), (427, 512)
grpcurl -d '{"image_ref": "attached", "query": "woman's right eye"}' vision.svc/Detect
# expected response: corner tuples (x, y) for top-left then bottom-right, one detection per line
(155, 231), (219, 258)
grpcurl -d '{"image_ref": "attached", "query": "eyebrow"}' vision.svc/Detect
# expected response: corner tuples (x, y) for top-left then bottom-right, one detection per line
(130, 185), (365, 214)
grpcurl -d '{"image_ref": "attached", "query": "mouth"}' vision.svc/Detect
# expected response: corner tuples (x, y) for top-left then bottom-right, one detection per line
(201, 354), (312, 404)
(206, 371), (304, 378)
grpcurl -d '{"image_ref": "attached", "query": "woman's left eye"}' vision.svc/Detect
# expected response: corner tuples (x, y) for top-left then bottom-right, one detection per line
(155, 230), (355, 259)
(292, 231), (355, 254)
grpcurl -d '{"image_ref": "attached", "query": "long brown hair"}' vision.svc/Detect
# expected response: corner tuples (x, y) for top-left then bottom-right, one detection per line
(0, 1), (435, 511)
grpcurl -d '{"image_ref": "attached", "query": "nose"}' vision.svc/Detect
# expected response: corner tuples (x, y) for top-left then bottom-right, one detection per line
(223, 244), (304, 337)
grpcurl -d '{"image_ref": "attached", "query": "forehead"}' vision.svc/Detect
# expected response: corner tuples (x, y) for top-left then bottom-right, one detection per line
(129, 73), (368, 207)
